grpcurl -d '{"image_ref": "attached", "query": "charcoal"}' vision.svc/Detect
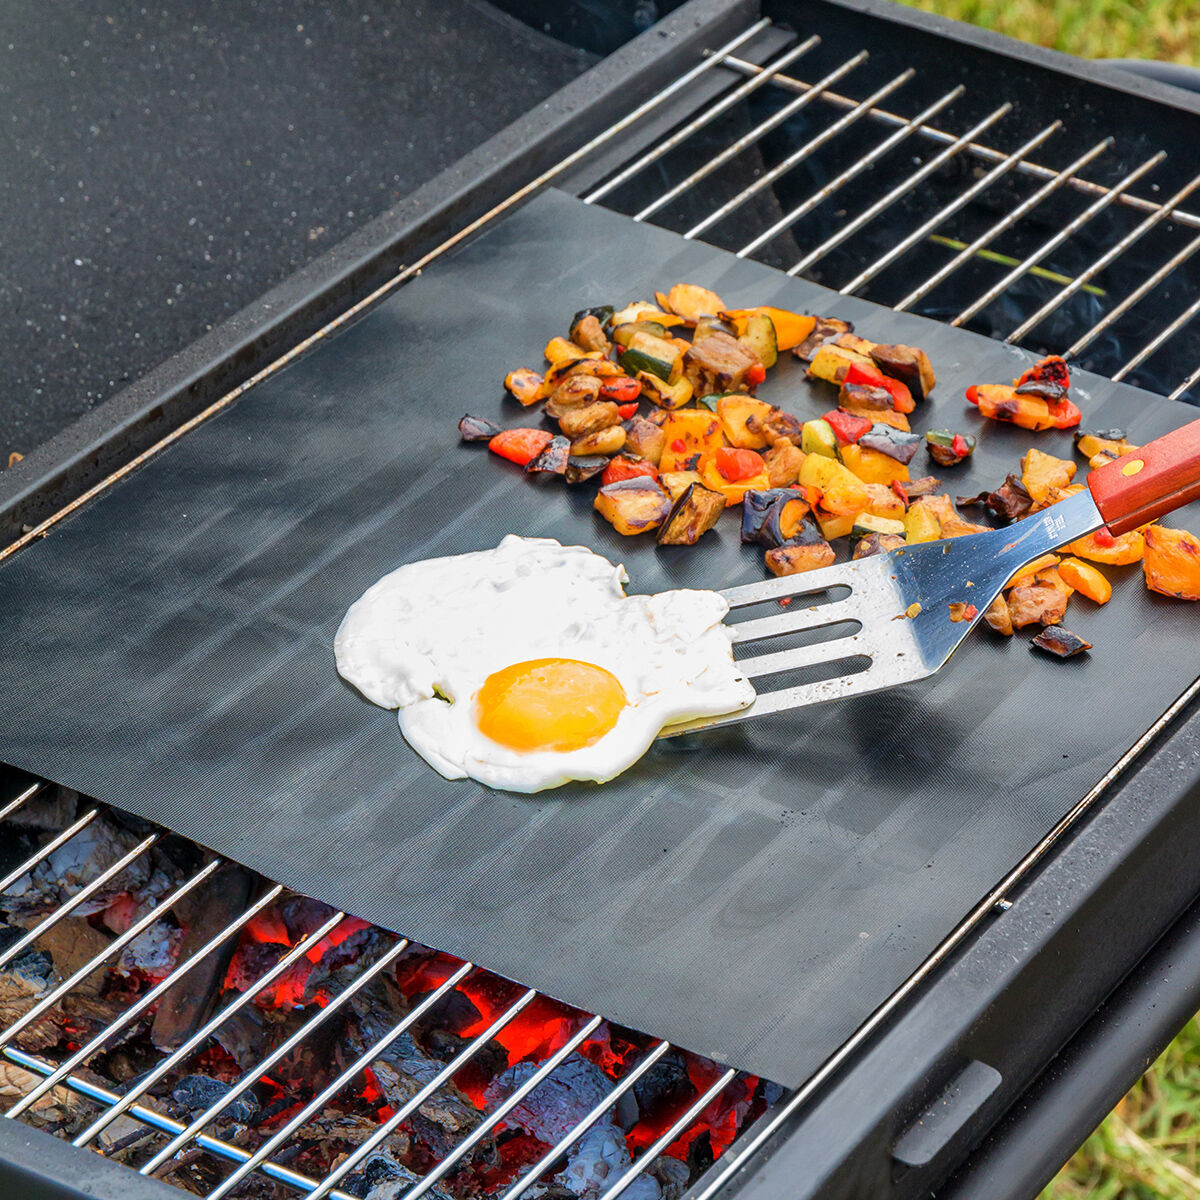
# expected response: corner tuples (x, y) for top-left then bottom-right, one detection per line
(6, 787), (78, 831)
(336, 1149), (456, 1200)
(685, 1130), (714, 1178)
(632, 1054), (692, 1121)
(172, 1074), (259, 1124)
(118, 921), (181, 977)
(411, 987), (482, 1040)
(562, 1123), (660, 1200)
(280, 896), (339, 941)
(0, 946), (57, 1050)
(370, 1059), (480, 1142)
(485, 1055), (615, 1144)
(45, 819), (151, 911)
(302, 926), (395, 1001)
(649, 1155), (690, 1200)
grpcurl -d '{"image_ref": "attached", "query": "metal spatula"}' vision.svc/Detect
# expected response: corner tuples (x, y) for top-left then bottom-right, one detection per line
(666, 416), (1200, 735)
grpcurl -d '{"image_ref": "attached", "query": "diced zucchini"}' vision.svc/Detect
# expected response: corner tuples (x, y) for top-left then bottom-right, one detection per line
(612, 320), (669, 348)
(807, 343), (870, 385)
(801, 418), (838, 460)
(692, 315), (740, 343)
(852, 512), (906, 539)
(739, 313), (778, 369)
(594, 477), (672, 535)
(622, 331), (683, 383)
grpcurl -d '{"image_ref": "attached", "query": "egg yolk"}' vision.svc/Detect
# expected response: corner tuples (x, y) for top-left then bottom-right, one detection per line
(476, 658), (627, 753)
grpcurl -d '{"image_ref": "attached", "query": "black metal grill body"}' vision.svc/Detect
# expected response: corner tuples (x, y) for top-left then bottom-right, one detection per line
(3, 1), (1200, 1198)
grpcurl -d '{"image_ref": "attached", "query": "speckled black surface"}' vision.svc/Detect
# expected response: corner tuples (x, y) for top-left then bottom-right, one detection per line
(0, 1), (594, 455)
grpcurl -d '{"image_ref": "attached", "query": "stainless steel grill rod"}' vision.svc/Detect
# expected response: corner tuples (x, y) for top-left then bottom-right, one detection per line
(401, 1015), (605, 1200)
(1169, 363), (1200, 402)
(74, 909), (349, 1148)
(893, 138), (1114, 313)
(788, 103), (1013, 277)
(499, 1040), (673, 1200)
(1067, 230), (1200, 359)
(838, 120), (1062, 296)
(139, 935), (410, 1174)
(0, 782), (43, 823)
(1113, 292), (1200, 382)
(951, 152), (1167, 326)
(5, 883), (285, 1118)
(0, 807), (98, 895)
(205, 961), (478, 1200)
(0, 832), (157, 971)
(728, 85), (963, 256)
(632, 50), (873, 223)
(583, 36), (820, 205)
(1007, 171), (1200, 344)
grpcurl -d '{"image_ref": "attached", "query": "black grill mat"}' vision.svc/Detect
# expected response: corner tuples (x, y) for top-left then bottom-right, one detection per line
(2, 190), (1198, 1088)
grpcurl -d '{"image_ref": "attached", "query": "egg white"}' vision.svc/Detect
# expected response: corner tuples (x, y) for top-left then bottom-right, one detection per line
(334, 535), (754, 792)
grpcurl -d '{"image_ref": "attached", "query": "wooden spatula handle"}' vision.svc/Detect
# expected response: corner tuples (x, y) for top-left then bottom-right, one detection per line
(1087, 417), (1200, 536)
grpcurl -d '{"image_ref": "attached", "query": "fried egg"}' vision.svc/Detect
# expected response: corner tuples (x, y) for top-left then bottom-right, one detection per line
(334, 535), (754, 792)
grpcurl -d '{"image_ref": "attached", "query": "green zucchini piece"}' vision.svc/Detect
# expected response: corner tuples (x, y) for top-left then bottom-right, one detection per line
(740, 313), (778, 369)
(851, 512), (906, 539)
(622, 331), (682, 383)
(800, 418), (839, 460)
(612, 320), (669, 348)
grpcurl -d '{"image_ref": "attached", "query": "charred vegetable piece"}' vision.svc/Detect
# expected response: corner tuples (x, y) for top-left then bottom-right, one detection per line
(1066, 527), (1145, 565)
(824, 409), (873, 445)
(903, 475), (942, 499)
(838, 381), (896, 413)
(739, 313), (778, 369)
(459, 414), (503, 442)
(764, 440), (805, 487)
(801, 418), (838, 460)
(724, 307), (816, 352)
(624, 416), (667, 466)
(636, 372), (694, 410)
(657, 283), (726, 325)
(543, 355), (620, 393)
(571, 426), (627, 457)
(793, 316), (853, 362)
(658, 410), (725, 473)
(1075, 429), (1137, 460)
(1021, 448), (1077, 505)
(504, 368), (544, 406)
(1031, 627), (1091, 658)
(925, 430), (975, 467)
(854, 532), (906, 559)
(594, 476), (672, 535)
(799, 454), (869, 515)
(657, 483), (726, 546)
(717, 394), (775, 449)
(622, 331), (683, 383)
(1143, 525), (1200, 600)
(612, 320), (669, 348)
(990, 474), (1034, 522)
(1058, 557), (1112, 604)
(741, 489), (812, 547)
(1008, 579), (1070, 628)
(598, 376), (641, 404)
(808, 341), (872, 387)
(489, 428), (553, 466)
(844, 361), (915, 413)
(861, 483), (906, 521)
(870, 343), (935, 402)
(525, 435), (570, 476)
(659, 470), (705, 501)
(840, 444), (910, 487)
(564, 455), (611, 484)
(601, 456), (659, 486)
(766, 538), (836, 576)
(1014, 355), (1070, 402)
(746, 407), (805, 447)
(544, 375), (602, 417)
(860, 423), (922, 465)
(569, 309), (613, 351)
(1005, 553), (1060, 590)
(984, 594), (1013, 636)
(558, 401), (622, 440)
(967, 384), (1058, 431)
(699, 453), (771, 507)
(852, 512), (905, 539)
(683, 331), (763, 397)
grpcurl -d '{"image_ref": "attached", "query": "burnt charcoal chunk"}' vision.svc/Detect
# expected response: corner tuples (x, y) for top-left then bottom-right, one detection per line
(172, 1074), (260, 1124)
(633, 1053), (693, 1119)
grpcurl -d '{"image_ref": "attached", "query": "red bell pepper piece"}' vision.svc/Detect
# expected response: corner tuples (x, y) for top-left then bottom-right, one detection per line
(823, 408), (872, 445)
(1049, 398), (1082, 429)
(891, 479), (909, 506)
(843, 362), (913, 412)
(951, 434), (971, 459)
(600, 376), (642, 404)
(962, 604), (978, 621)
(488, 428), (553, 466)
(965, 385), (980, 406)
(670, 438), (687, 455)
(744, 363), (767, 387)
(715, 446), (766, 482)
(615, 402), (639, 420)
(601, 456), (659, 486)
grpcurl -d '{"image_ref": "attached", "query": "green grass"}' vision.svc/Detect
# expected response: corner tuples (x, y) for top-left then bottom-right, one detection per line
(894, 0), (1200, 65)
(882, 7), (1200, 1197)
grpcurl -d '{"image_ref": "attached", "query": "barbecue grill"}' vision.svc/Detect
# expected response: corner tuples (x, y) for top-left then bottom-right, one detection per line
(4, 2), (1200, 1199)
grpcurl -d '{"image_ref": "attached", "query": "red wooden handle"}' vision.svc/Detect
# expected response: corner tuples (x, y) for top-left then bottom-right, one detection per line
(1088, 417), (1200, 535)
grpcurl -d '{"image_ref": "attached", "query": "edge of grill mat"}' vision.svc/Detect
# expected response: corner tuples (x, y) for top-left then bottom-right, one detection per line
(2, 189), (1199, 1090)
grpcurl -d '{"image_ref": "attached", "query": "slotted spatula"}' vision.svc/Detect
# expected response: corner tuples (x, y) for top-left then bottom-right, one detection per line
(666, 416), (1200, 735)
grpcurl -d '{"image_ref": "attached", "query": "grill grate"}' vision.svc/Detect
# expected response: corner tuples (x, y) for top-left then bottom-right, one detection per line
(0, 780), (777, 1200)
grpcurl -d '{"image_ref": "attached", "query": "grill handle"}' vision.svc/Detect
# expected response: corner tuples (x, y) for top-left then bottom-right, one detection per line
(1088, 417), (1200, 535)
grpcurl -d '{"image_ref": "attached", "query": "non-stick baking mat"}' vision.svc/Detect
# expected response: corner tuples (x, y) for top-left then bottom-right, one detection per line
(2, 190), (1197, 1088)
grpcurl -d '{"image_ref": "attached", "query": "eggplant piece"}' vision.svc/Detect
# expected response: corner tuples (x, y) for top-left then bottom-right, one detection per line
(1031, 627), (1091, 659)
(853, 532), (905, 560)
(765, 537), (836, 577)
(570, 305), (614, 338)
(557, 400), (621, 439)
(838, 381), (895, 412)
(594, 476), (672, 535)
(1015, 354), (1070, 402)
(624, 416), (667, 466)
(925, 429), (976, 467)
(504, 368), (544, 406)
(1008, 580), (1070, 629)
(739, 489), (798, 546)
(859, 423), (921, 465)
(1015, 376), (1068, 403)
(869, 343), (936, 402)
(792, 316), (854, 362)
(990, 474), (1034, 522)
(659, 470), (704, 501)
(657, 483), (725, 546)
(524, 435), (570, 476)
(903, 475), (941, 499)
(458, 414), (502, 443)
(564, 454), (610, 485)
(683, 331), (762, 397)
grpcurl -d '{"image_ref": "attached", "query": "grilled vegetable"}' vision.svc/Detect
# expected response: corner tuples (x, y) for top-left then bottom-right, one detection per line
(683, 332), (763, 397)
(838, 381), (896, 413)
(799, 454), (869, 515)
(599, 376), (641, 404)
(1021, 448), (1076, 505)
(903, 501), (941, 544)
(723, 306), (816, 352)
(659, 470), (704, 501)
(854, 532), (906, 559)
(900, 476), (940, 500)
(1005, 553), (1060, 590)
(1008, 579), (1070, 628)
(636, 372), (693, 410)
(565, 455), (611, 484)
(861, 483), (906, 521)
(544, 375), (602, 417)
(991, 474), (1034, 523)
(525, 435), (570, 476)
(545, 336), (584, 365)
(1075, 429), (1137, 459)
(624, 416), (667, 465)
(765, 538), (836, 576)
(504, 368), (544, 405)
(916, 494), (989, 537)
(860, 423), (922, 465)
(739, 313), (778, 369)
(801, 418), (838, 460)
(840, 444), (910, 486)
(925, 430), (975, 467)
(489, 428), (553, 466)
(594, 476), (672, 535)
(870, 344), (935, 402)
(845, 361), (915, 412)
(746, 406), (804, 447)
(852, 512), (905, 539)
(717, 395), (774, 449)
(792, 316), (853, 361)
(1014, 355), (1070, 402)
(1143, 525), (1200, 600)
(459, 414), (503, 442)
(545, 355), (622, 390)
(1031, 627), (1091, 658)
(657, 483), (725, 546)
(741, 489), (812, 547)
(1058, 557), (1112, 604)
(699, 451), (771, 506)
(824, 409), (873, 446)
(658, 410), (724, 473)
(557, 401), (621, 439)
(816, 510), (855, 540)
(808, 341), (872, 386)
(764, 441), (805, 487)
(621, 331), (683, 383)
(984, 594), (1013, 636)
(656, 283), (726, 325)
(1066, 527), (1145, 565)
(570, 425), (627, 457)
(600, 456), (659, 486)
(967, 384), (1057, 431)
(612, 320), (669, 347)
(569, 309), (613, 352)
(610, 301), (680, 328)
